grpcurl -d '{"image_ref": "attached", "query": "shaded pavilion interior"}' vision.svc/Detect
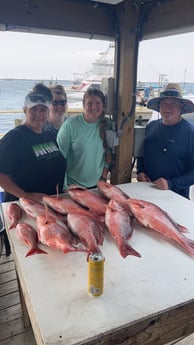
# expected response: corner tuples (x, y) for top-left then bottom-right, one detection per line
(0, 0), (194, 184)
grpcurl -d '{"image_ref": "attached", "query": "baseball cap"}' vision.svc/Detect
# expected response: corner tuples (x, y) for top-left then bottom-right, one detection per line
(24, 92), (50, 109)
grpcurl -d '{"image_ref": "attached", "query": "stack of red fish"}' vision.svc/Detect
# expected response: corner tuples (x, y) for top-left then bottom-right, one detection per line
(5, 181), (194, 258)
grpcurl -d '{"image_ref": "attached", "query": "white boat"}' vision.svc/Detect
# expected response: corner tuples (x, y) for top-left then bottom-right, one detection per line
(67, 43), (114, 106)
(67, 80), (102, 102)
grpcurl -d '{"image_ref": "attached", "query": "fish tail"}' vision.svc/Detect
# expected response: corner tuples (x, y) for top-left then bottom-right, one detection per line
(120, 242), (141, 259)
(25, 247), (48, 257)
(36, 247), (48, 255)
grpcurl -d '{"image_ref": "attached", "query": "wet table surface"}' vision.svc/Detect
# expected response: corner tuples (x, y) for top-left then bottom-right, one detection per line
(2, 182), (194, 345)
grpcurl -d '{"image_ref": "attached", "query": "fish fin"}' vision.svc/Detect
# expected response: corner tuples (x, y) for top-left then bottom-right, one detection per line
(177, 224), (189, 233)
(127, 217), (134, 240)
(62, 246), (88, 253)
(9, 224), (16, 230)
(25, 247), (48, 257)
(119, 242), (141, 259)
(72, 242), (89, 252)
(119, 200), (134, 216)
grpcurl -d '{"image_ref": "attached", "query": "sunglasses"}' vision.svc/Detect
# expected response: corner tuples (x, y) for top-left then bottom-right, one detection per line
(52, 100), (67, 106)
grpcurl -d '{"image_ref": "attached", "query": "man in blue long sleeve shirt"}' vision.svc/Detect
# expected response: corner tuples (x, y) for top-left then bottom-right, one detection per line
(137, 83), (194, 199)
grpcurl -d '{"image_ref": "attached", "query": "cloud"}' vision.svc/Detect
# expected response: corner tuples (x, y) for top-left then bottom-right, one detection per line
(0, 31), (110, 79)
(138, 32), (194, 82)
(1, 30), (194, 82)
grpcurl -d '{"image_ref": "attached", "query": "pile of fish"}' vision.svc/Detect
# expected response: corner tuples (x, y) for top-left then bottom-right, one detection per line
(5, 181), (194, 258)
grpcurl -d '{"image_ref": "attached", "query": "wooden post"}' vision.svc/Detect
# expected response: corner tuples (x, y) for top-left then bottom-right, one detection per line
(111, 0), (139, 185)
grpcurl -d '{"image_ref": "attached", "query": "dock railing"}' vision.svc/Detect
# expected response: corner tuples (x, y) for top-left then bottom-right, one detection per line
(0, 106), (152, 138)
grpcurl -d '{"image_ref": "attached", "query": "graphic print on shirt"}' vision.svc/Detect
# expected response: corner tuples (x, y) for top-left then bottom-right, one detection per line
(32, 142), (59, 159)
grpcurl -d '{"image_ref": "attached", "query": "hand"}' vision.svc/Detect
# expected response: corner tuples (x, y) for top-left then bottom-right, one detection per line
(137, 172), (151, 182)
(153, 178), (168, 190)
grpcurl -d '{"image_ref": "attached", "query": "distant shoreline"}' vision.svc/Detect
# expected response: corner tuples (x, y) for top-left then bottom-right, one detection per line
(0, 78), (73, 82)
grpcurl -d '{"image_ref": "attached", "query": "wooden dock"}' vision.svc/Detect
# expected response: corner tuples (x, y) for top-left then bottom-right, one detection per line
(1, 249), (194, 345)
(0, 251), (36, 345)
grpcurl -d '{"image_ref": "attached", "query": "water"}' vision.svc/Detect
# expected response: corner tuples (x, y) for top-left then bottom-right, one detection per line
(0, 79), (73, 136)
(1, 79), (194, 136)
(138, 81), (194, 94)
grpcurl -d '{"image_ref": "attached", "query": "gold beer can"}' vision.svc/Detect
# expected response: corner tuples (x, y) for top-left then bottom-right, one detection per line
(88, 252), (104, 297)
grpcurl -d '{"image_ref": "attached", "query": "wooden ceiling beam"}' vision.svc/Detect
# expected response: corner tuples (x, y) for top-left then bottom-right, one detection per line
(1, 0), (194, 41)
(141, 0), (194, 40)
(0, 0), (116, 40)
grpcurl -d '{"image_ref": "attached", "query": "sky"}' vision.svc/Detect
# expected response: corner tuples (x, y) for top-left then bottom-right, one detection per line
(137, 31), (194, 83)
(1, 30), (194, 82)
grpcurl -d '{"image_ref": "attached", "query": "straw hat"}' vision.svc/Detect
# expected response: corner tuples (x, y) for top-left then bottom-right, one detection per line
(147, 83), (194, 114)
